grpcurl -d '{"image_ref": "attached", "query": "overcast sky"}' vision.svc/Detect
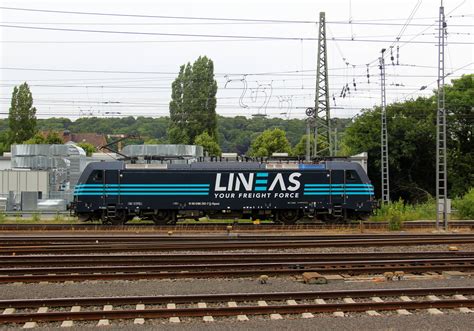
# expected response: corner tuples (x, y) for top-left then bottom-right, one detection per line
(0, 0), (472, 120)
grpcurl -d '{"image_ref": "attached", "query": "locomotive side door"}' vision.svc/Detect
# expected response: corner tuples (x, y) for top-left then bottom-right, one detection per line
(104, 170), (120, 206)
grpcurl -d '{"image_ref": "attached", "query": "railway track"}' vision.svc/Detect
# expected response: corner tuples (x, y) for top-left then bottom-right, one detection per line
(1, 287), (472, 326)
(1, 256), (473, 283)
(2, 251), (473, 267)
(0, 221), (473, 232)
(2, 233), (474, 254)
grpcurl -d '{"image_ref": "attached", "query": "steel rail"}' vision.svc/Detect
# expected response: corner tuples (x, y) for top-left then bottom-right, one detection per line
(0, 221), (472, 231)
(2, 233), (474, 241)
(2, 238), (474, 254)
(0, 287), (473, 323)
(1, 260), (473, 282)
(3, 299), (474, 323)
(2, 257), (473, 275)
(2, 251), (472, 267)
(1, 286), (473, 308)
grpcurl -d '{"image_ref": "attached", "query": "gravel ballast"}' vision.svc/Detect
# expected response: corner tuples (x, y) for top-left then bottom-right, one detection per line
(0, 277), (473, 300)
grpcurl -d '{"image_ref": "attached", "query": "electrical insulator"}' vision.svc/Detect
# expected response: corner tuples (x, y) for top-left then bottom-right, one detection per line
(353, 78), (357, 91)
(390, 47), (395, 65)
(396, 46), (400, 65)
(366, 65), (370, 83)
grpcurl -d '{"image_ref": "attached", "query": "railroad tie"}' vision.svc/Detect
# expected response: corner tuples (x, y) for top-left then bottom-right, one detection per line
(397, 296), (413, 315)
(97, 305), (113, 326)
(134, 304), (145, 325)
(2, 308), (15, 315)
(453, 294), (474, 313)
(426, 295), (443, 315)
(23, 307), (48, 329)
(287, 299), (314, 319)
(61, 306), (81, 328)
(227, 301), (249, 321)
(367, 297), (382, 316)
(197, 302), (214, 322)
(316, 298), (343, 317)
(167, 303), (180, 323)
(258, 300), (282, 320)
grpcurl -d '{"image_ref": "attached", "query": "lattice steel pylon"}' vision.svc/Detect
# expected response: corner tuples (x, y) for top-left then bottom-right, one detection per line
(379, 49), (390, 204)
(313, 12), (331, 157)
(436, 3), (448, 229)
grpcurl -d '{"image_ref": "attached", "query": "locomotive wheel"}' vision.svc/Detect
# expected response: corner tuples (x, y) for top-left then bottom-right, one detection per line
(278, 210), (301, 224)
(109, 211), (127, 225)
(152, 210), (173, 225)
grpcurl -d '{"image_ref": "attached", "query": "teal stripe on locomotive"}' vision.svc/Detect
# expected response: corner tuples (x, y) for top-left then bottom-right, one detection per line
(75, 188), (209, 192)
(75, 184), (210, 187)
(74, 192), (209, 196)
(74, 183), (210, 196)
(303, 183), (374, 196)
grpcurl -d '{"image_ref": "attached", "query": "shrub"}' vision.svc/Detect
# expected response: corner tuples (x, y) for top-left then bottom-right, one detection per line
(31, 213), (41, 222)
(453, 188), (474, 219)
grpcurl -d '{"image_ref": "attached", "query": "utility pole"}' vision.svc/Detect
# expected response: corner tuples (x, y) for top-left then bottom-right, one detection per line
(436, 1), (448, 229)
(314, 12), (331, 157)
(379, 49), (390, 204)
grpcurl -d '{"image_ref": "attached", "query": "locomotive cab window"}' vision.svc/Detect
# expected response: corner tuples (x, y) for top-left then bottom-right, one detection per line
(92, 170), (103, 182)
(346, 170), (358, 181)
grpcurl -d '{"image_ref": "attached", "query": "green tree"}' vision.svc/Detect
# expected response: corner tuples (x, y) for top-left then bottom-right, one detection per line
(0, 131), (11, 155)
(23, 131), (63, 144)
(342, 74), (473, 202)
(8, 82), (37, 144)
(24, 133), (46, 144)
(248, 128), (292, 157)
(77, 142), (95, 156)
(45, 131), (63, 144)
(168, 56), (218, 145)
(342, 98), (436, 202)
(292, 133), (331, 157)
(194, 132), (221, 156)
(443, 74), (473, 197)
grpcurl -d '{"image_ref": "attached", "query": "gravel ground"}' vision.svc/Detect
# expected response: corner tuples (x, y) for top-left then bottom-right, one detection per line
(63, 243), (474, 256)
(1, 241), (473, 329)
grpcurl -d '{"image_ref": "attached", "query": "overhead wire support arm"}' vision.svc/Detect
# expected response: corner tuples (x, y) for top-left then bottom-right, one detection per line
(379, 48), (390, 204)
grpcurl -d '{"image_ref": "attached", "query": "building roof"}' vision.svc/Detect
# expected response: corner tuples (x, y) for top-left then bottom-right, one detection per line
(63, 133), (107, 147)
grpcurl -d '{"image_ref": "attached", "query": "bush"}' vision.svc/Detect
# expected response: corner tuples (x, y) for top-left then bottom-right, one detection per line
(32, 213), (41, 222)
(453, 188), (474, 219)
(371, 198), (436, 223)
(0, 212), (4, 222)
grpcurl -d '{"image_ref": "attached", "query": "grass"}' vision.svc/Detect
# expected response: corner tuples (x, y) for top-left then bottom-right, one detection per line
(370, 199), (438, 223)
(0, 215), (80, 224)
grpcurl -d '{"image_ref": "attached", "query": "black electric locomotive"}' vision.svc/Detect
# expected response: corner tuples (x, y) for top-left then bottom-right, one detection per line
(72, 160), (375, 224)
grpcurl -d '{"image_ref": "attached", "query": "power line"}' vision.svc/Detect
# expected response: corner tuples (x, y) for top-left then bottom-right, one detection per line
(1, 6), (472, 26)
(1, 24), (473, 44)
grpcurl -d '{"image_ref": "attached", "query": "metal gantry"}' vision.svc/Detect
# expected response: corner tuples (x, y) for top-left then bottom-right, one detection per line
(436, 3), (448, 229)
(313, 11), (332, 157)
(379, 49), (390, 204)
